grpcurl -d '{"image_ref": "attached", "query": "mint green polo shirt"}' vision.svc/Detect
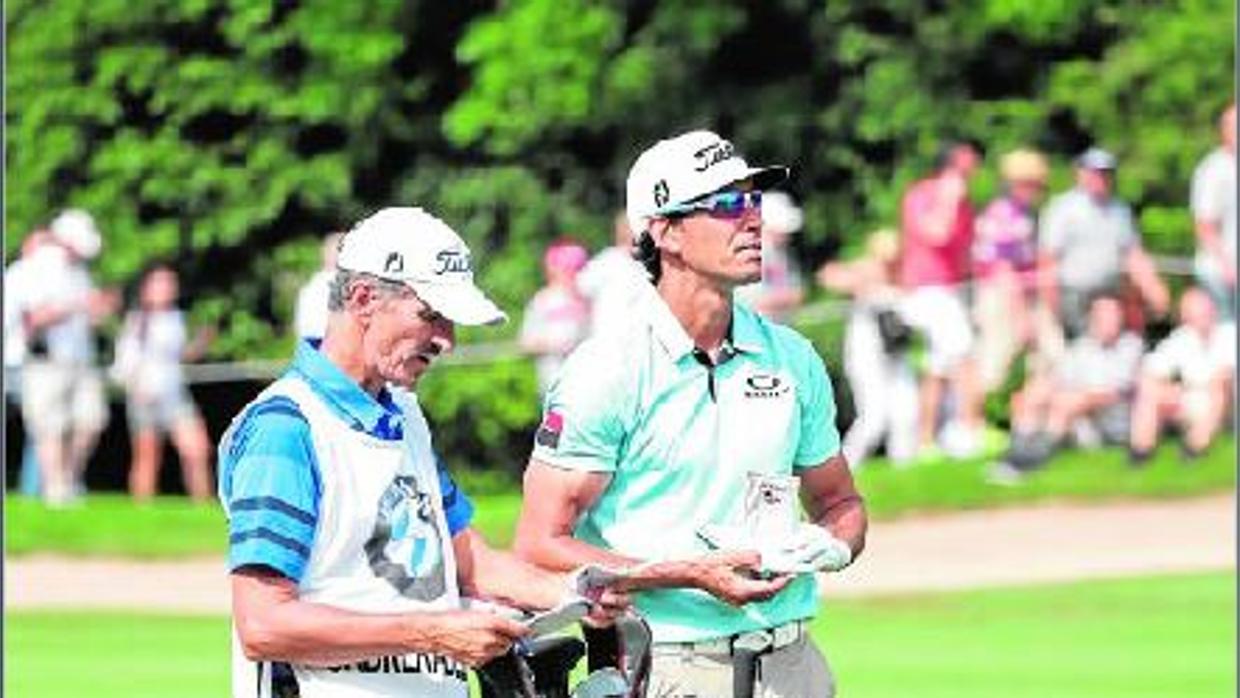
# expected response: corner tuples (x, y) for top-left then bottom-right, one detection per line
(531, 285), (841, 643)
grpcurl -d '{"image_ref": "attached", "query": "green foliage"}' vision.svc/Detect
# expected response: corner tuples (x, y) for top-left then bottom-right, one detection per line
(7, 0), (1234, 467)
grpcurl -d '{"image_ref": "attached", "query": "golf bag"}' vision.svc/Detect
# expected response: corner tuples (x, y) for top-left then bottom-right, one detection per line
(477, 613), (652, 698)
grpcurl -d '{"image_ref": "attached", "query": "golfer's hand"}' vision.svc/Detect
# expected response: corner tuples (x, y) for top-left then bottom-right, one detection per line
(427, 610), (529, 668)
(691, 550), (792, 606)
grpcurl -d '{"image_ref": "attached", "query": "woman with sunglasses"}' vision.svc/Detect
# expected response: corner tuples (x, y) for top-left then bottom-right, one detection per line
(516, 130), (867, 698)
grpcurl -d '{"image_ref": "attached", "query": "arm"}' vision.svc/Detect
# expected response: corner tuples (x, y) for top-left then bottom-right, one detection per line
(1125, 246), (1170, 317)
(231, 566), (527, 668)
(816, 258), (879, 297)
(514, 460), (790, 605)
(798, 454), (867, 561)
(455, 526), (571, 610)
(912, 175), (968, 246)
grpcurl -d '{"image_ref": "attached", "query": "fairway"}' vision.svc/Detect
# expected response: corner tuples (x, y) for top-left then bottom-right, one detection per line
(6, 572), (1232, 698)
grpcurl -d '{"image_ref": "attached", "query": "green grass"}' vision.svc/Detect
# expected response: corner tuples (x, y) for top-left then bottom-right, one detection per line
(5, 436), (1232, 558)
(822, 572), (1237, 698)
(6, 572), (1233, 698)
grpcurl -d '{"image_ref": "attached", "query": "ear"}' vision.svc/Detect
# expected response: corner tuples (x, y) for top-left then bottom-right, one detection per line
(649, 218), (684, 256)
(345, 279), (378, 319)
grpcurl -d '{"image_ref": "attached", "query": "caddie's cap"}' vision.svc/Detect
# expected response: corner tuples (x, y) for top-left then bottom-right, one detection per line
(337, 207), (507, 326)
(625, 130), (789, 237)
(1075, 147), (1118, 171)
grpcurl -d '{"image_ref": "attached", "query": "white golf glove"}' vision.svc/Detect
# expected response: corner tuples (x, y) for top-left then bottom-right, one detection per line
(785, 523), (853, 573)
(698, 522), (853, 574)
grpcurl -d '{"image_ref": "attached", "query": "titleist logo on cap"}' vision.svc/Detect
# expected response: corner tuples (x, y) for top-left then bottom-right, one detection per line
(693, 141), (736, 172)
(433, 249), (472, 275)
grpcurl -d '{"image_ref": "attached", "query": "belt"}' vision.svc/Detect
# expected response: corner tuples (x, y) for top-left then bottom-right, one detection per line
(659, 620), (807, 656)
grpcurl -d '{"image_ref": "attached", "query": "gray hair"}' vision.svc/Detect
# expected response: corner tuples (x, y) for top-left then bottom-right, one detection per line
(327, 270), (410, 311)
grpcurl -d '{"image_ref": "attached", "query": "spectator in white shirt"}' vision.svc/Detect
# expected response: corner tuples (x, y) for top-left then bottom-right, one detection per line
(1130, 287), (1235, 462)
(577, 212), (648, 338)
(17, 209), (119, 506)
(1190, 102), (1236, 318)
(992, 292), (1144, 481)
(294, 232), (343, 341)
(111, 263), (215, 501)
(5, 229), (51, 497)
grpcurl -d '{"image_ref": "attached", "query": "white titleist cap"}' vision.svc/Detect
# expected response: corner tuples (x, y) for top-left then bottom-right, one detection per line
(337, 207), (507, 326)
(50, 208), (102, 260)
(625, 130), (789, 237)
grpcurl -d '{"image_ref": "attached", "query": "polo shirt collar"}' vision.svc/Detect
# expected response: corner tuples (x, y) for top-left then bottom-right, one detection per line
(644, 289), (764, 362)
(290, 339), (404, 438)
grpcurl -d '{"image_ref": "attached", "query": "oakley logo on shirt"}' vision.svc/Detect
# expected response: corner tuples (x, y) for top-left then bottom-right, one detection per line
(744, 374), (789, 398)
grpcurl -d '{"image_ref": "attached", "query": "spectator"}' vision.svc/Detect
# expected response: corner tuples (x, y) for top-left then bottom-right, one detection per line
(111, 263), (215, 502)
(5, 229), (51, 497)
(1190, 102), (1236, 319)
(577, 211), (648, 337)
(973, 149), (1053, 393)
(1129, 287), (1236, 463)
(991, 292), (1144, 481)
(735, 191), (807, 322)
(17, 209), (118, 506)
(294, 231), (344, 342)
(898, 141), (987, 457)
(519, 238), (591, 394)
(1038, 148), (1170, 339)
(818, 228), (919, 467)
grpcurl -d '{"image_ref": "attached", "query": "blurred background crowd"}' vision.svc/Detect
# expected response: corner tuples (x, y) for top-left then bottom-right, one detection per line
(3, 1), (1235, 506)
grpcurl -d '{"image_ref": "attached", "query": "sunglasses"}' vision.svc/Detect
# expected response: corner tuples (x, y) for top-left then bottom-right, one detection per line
(661, 189), (763, 220)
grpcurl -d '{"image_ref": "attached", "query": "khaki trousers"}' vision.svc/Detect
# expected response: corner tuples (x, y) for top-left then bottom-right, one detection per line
(647, 634), (835, 698)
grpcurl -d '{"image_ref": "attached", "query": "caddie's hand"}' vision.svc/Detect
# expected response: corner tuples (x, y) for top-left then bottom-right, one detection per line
(692, 550), (792, 606)
(427, 610), (529, 668)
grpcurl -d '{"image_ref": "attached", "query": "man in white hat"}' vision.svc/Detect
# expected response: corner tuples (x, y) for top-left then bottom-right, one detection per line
(16, 209), (117, 506)
(516, 131), (867, 698)
(218, 207), (624, 698)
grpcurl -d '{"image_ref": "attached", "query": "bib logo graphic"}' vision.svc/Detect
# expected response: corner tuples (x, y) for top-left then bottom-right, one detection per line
(744, 373), (790, 398)
(433, 249), (472, 275)
(365, 475), (448, 600)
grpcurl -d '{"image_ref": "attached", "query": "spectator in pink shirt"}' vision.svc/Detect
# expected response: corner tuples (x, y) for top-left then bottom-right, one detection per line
(898, 141), (987, 457)
(972, 149), (1055, 394)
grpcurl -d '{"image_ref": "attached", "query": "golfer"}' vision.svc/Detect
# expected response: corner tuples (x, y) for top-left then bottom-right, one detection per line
(515, 130), (868, 698)
(219, 207), (622, 698)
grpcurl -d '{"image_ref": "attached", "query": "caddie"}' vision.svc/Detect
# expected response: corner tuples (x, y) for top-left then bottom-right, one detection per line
(218, 207), (623, 698)
(515, 130), (868, 698)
